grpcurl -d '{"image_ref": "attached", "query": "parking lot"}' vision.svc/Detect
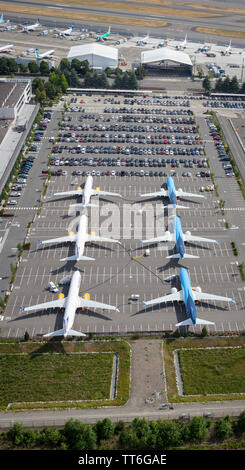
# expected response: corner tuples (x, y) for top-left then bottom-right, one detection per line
(1, 93), (245, 338)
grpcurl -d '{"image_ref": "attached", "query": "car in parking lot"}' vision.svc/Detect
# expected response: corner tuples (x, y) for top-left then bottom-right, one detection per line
(7, 200), (17, 205)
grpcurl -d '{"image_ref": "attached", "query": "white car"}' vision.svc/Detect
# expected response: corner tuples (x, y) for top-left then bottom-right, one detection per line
(7, 200), (17, 205)
(48, 281), (58, 293)
(10, 192), (21, 197)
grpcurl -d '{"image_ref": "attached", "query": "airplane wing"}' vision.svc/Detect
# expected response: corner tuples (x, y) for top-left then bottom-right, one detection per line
(52, 190), (83, 197)
(92, 189), (122, 198)
(143, 289), (184, 307)
(23, 297), (66, 312)
(183, 233), (218, 244)
(192, 291), (235, 303)
(175, 190), (205, 199)
(87, 234), (120, 244)
(39, 234), (76, 245)
(139, 190), (166, 198)
(141, 233), (174, 244)
(77, 297), (119, 311)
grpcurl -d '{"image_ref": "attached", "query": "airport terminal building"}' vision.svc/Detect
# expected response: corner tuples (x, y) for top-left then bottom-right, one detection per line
(141, 48), (193, 77)
(67, 43), (118, 71)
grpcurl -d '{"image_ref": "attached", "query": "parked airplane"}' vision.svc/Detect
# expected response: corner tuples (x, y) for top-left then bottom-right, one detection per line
(52, 174), (122, 206)
(141, 215), (218, 258)
(221, 40), (232, 56)
(143, 267), (235, 327)
(35, 48), (54, 59)
(58, 23), (74, 36)
(0, 13), (3, 23)
(0, 43), (13, 53)
(137, 33), (149, 46)
(22, 18), (40, 32)
(139, 176), (205, 208)
(176, 35), (187, 50)
(97, 26), (111, 41)
(38, 212), (120, 262)
(21, 270), (119, 337)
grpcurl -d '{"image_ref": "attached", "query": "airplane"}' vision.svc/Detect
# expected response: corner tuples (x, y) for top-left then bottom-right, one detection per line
(221, 40), (232, 56)
(138, 176), (205, 208)
(97, 26), (111, 41)
(176, 35), (187, 50)
(38, 212), (120, 262)
(143, 267), (235, 327)
(140, 215), (218, 259)
(0, 43), (13, 53)
(0, 13), (3, 23)
(137, 33), (149, 46)
(58, 23), (74, 36)
(21, 270), (119, 337)
(22, 18), (40, 32)
(51, 174), (122, 207)
(35, 48), (54, 59)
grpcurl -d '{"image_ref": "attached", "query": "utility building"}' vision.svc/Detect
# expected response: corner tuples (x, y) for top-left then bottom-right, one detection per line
(141, 47), (193, 77)
(67, 43), (118, 71)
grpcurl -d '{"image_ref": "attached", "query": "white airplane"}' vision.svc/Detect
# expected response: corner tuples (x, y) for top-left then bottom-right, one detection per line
(38, 212), (120, 262)
(0, 43), (13, 53)
(35, 48), (54, 59)
(21, 270), (119, 337)
(52, 174), (122, 207)
(143, 267), (235, 327)
(141, 215), (218, 259)
(139, 176), (205, 208)
(221, 40), (232, 56)
(58, 23), (74, 36)
(0, 13), (4, 23)
(137, 33), (149, 45)
(22, 18), (40, 32)
(176, 35), (187, 50)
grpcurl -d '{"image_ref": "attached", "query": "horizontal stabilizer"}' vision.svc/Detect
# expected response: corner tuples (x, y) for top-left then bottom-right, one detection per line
(43, 328), (65, 337)
(60, 255), (95, 261)
(70, 203), (99, 208)
(166, 253), (199, 259)
(176, 318), (215, 327)
(166, 204), (189, 210)
(66, 329), (86, 337)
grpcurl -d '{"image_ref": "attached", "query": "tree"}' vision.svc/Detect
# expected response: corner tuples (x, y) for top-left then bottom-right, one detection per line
(39, 60), (50, 75)
(95, 418), (115, 442)
(235, 410), (245, 434)
(28, 60), (39, 74)
(7, 58), (18, 73)
(214, 416), (233, 439)
(39, 427), (62, 447)
(71, 58), (82, 73)
(19, 63), (27, 73)
(185, 416), (210, 442)
(45, 81), (57, 100)
(59, 58), (70, 73)
(202, 75), (211, 92)
(154, 419), (184, 448)
(135, 65), (146, 80)
(70, 68), (80, 87)
(32, 77), (45, 93)
(63, 419), (96, 450)
(7, 423), (25, 446)
(230, 75), (240, 94)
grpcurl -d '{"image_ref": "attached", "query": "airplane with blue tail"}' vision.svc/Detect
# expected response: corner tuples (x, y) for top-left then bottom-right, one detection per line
(143, 267), (235, 327)
(139, 176), (205, 208)
(35, 48), (54, 59)
(97, 26), (111, 41)
(141, 215), (218, 259)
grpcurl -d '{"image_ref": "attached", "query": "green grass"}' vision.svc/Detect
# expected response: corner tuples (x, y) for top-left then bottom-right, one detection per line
(164, 336), (245, 403)
(0, 340), (130, 410)
(179, 347), (245, 395)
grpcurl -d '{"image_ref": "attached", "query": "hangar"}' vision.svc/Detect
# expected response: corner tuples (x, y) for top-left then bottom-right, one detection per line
(67, 43), (118, 71)
(141, 47), (193, 77)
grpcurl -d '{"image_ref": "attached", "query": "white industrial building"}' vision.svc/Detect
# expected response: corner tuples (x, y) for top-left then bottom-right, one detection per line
(141, 47), (193, 76)
(67, 43), (118, 71)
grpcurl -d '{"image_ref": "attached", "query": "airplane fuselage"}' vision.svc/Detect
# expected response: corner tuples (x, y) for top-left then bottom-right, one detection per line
(82, 175), (93, 206)
(180, 268), (197, 325)
(75, 213), (88, 259)
(167, 176), (177, 206)
(63, 270), (81, 335)
(174, 216), (185, 258)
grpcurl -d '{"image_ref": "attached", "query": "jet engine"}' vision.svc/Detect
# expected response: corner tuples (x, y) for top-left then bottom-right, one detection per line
(57, 293), (65, 299)
(185, 231), (191, 236)
(171, 287), (177, 294)
(76, 186), (82, 190)
(177, 188), (183, 193)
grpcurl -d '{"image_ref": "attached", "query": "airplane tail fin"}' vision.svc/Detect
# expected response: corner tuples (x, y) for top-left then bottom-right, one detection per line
(166, 253), (200, 259)
(72, 23), (74, 30)
(108, 25), (110, 33)
(176, 318), (215, 327)
(35, 48), (40, 58)
(60, 255), (95, 262)
(44, 328), (86, 337)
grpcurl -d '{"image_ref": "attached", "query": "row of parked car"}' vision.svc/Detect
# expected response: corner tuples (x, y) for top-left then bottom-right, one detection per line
(51, 156), (207, 168)
(61, 123), (197, 134)
(53, 145), (204, 156)
(207, 119), (235, 177)
(104, 107), (192, 116)
(57, 133), (201, 145)
(204, 101), (245, 109)
(123, 99), (190, 107)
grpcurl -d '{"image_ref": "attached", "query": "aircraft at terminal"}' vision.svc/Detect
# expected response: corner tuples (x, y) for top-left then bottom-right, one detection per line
(56, 23), (74, 37)
(21, 270), (119, 338)
(35, 48), (54, 59)
(0, 43), (13, 53)
(22, 18), (40, 32)
(143, 267), (235, 327)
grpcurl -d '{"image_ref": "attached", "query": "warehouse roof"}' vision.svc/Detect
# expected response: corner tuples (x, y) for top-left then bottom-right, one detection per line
(141, 47), (192, 66)
(67, 42), (118, 60)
